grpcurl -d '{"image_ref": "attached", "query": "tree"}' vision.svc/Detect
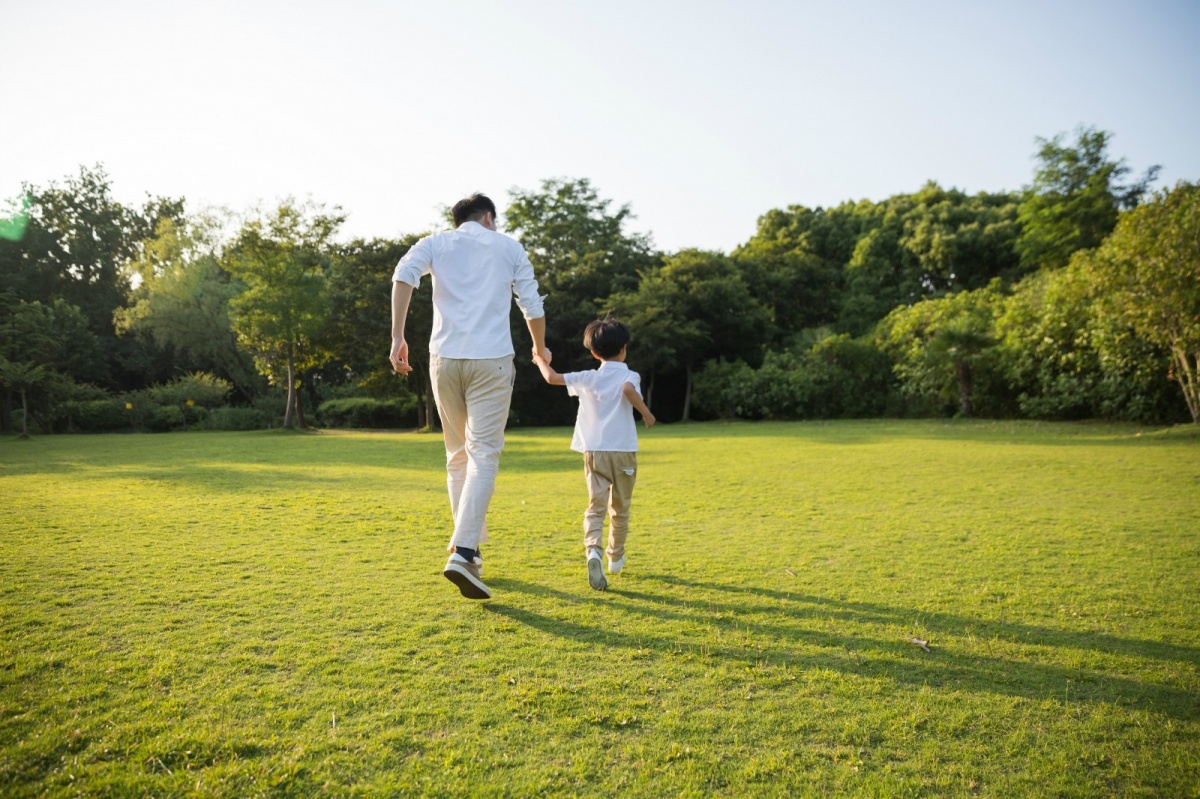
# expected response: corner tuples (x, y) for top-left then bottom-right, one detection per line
(1016, 126), (1158, 271)
(615, 250), (771, 421)
(0, 293), (106, 432)
(505, 178), (658, 420)
(224, 200), (343, 428)
(116, 214), (260, 399)
(877, 283), (1004, 417)
(323, 236), (431, 427)
(0, 358), (47, 437)
(1088, 183), (1200, 423)
(994, 261), (1180, 424)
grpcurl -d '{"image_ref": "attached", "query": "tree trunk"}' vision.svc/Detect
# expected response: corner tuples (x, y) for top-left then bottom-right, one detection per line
(284, 345), (297, 428)
(645, 370), (656, 411)
(681, 364), (693, 422)
(1171, 343), (1199, 424)
(957, 361), (973, 417)
(18, 387), (29, 437)
(2, 389), (11, 434)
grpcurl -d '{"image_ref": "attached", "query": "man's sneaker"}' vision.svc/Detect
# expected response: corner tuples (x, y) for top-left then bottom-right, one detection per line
(444, 553), (491, 600)
(608, 554), (625, 574)
(587, 548), (607, 591)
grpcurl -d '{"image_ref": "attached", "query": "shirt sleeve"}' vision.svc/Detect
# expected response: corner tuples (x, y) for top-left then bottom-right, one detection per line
(562, 371), (583, 398)
(510, 242), (545, 320)
(392, 235), (434, 287)
(624, 372), (643, 398)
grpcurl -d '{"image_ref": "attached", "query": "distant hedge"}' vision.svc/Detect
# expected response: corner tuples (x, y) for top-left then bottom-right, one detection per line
(318, 397), (418, 429)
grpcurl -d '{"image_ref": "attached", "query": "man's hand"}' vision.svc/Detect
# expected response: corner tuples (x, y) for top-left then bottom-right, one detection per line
(642, 412), (657, 429)
(390, 336), (412, 376)
(532, 345), (552, 365)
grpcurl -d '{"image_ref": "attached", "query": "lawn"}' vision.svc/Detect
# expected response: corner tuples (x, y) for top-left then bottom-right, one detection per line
(1, 420), (1198, 797)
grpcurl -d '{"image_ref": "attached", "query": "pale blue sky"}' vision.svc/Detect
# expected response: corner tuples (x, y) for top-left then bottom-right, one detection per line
(2, 0), (1197, 252)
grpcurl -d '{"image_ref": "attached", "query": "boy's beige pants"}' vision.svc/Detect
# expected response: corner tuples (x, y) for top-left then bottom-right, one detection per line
(582, 451), (637, 561)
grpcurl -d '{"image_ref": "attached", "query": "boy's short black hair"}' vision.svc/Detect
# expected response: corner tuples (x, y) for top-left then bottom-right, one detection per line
(451, 193), (497, 227)
(583, 317), (630, 359)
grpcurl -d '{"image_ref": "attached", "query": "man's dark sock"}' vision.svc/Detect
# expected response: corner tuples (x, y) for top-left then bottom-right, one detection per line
(456, 546), (479, 562)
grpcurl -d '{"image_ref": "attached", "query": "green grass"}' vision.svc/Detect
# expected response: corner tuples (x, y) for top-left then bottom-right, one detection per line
(2, 420), (1198, 797)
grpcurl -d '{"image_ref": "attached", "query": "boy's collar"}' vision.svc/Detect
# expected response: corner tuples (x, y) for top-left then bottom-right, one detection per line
(597, 360), (629, 370)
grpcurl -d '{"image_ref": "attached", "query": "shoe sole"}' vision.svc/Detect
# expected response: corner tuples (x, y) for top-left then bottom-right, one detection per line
(444, 563), (492, 599)
(587, 557), (607, 591)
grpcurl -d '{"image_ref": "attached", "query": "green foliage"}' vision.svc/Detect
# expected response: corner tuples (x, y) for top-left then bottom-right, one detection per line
(208, 407), (271, 431)
(224, 200), (344, 427)
(505, 179), (660, 425)
(317, 396), (418, 429)
(994, 262), (1181, 423)
(1086, 182), (1200, 422)
(877, 283), (1007, 417)
(62, 398), (129, 433)
(693, 335), (894, 420)
(616, 249), (771, 420)
(739, 182), (1022, 337)
(1016, 126), (1159, 271)
(144, 371), (232, 410)
(116, 214), (259, 398)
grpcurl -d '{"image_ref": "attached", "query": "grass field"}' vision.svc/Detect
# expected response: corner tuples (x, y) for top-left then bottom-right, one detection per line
(2, 420), (1198, 797)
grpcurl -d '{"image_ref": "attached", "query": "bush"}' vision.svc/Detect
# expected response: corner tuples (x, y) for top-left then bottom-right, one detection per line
(67, 399), (130, 433)
(693, 336), (895, 421)
(208, 407), (270, 430)
(143, 405), (184, 433)
(318, 397), (418, 429)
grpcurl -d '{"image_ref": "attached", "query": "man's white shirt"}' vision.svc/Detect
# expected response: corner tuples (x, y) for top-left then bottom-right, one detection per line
(563, 361), (642, 453)
(392, 221), (544, 359)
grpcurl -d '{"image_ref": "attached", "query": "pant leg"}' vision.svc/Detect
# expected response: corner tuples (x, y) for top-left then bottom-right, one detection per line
(604, 452), (637, 562)
(447, 356), (514, 551)
(582, 452), (611, 552)
(430, 355), (470, 549)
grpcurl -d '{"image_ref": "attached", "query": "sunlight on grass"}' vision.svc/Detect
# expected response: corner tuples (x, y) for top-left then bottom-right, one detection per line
(2, 421), (1198, 796)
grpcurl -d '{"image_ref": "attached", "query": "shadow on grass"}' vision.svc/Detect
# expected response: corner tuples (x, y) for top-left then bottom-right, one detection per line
(485, 576), (1200, 721)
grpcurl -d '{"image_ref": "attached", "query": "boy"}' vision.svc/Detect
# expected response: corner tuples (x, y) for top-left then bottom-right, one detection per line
(532, 318), (655, 590)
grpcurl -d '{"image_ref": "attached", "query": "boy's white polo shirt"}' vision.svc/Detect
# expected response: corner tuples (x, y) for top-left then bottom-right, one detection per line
(563, 361), (642, 453)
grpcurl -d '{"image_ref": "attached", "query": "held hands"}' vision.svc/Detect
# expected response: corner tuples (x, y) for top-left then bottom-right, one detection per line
(389, 336), (412, 376)
(532, 346), (552, 366)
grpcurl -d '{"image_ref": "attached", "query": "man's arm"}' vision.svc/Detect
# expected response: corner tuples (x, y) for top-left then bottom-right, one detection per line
(532, 352), (566, 386)
(390, 280), (414, 375)
(526, 315), (551, 364)
(622, 382), (656, 428)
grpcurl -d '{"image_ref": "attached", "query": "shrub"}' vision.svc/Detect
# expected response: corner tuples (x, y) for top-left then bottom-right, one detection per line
(209, 407), (271, 431)
(61, 399), (129, 433)
(318, 397), (418, 429)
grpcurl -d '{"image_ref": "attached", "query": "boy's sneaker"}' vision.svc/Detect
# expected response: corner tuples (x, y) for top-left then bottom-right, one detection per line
(608, 554), (625, 574)
(586, 548), (607, 591)
(444, 553), (491, 600)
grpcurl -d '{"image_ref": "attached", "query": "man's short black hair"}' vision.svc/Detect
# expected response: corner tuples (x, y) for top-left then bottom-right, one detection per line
(451, 193), (497, 227)
(583, 317), (630, 359)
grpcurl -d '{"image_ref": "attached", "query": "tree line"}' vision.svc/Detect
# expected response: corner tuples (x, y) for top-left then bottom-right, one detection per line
(1, 126), (1197, 436)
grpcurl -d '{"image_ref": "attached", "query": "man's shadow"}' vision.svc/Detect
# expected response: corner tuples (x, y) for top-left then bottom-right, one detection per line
(484, 575), (1200, 721)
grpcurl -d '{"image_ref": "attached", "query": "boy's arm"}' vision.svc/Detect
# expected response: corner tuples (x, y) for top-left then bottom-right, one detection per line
(622, 382), (656, 428)
(533, 354), (566, 386)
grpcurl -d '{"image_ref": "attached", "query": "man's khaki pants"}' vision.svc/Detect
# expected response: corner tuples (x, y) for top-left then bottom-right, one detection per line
(430, 355), (514, 552)
(582, 450), (637, 562)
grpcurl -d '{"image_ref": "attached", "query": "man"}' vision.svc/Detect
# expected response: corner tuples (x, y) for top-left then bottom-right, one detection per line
(389, 193), (549, 600)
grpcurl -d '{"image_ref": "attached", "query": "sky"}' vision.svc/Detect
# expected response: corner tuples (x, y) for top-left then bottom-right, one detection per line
(2, 0), (1198, 253)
